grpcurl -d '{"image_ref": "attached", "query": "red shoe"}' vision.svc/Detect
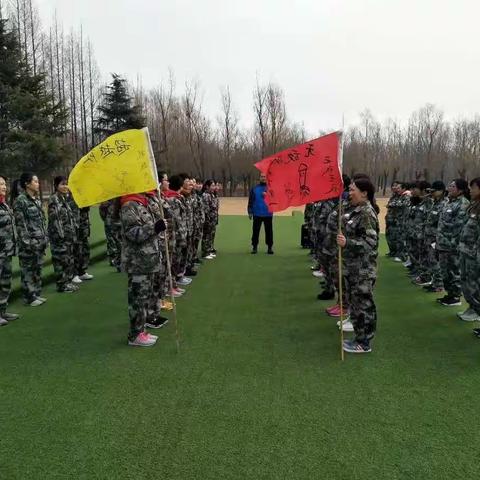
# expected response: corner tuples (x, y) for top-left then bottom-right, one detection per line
(326, 304), (339, 314)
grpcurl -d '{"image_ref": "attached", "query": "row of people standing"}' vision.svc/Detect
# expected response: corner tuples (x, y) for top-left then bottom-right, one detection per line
(0, 173), (93, 326)
(118, 173), (221, 347)
(385, 178), (480, 327)
(304, 174), (380, 354)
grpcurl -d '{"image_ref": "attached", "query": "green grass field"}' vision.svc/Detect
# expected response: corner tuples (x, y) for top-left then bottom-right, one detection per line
(1, 214), (478, 479)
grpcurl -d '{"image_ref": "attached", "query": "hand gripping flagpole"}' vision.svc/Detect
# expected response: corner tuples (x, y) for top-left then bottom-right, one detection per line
(337, 128), (345, 362)
(144, 128), (180, 353)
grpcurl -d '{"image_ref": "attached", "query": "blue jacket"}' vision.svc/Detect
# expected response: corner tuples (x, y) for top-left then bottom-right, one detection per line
(248, 184), (272, 217)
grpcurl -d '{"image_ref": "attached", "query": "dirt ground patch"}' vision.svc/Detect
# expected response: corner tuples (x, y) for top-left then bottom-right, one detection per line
(219, 197), (388, 233)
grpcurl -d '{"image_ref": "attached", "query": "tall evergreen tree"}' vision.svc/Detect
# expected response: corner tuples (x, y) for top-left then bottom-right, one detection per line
(95, 73), (144, 138)
(0, 13), (68, 177)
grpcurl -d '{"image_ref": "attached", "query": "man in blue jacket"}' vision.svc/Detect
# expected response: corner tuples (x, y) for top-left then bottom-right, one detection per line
(248, 173), (274, 254)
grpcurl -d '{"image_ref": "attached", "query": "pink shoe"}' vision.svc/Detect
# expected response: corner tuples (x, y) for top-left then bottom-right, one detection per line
(326, 304), (339, 314)
(128, 332), (156, 347)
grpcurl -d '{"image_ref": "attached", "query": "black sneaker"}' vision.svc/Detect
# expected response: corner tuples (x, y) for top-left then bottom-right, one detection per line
(436, 295), (450, 304)
(440, 297), (462, 307)
(185, 268), (198, 277)
(424, 285), (443, 293)
(146, 317), (169, 329)
(472, 328), (480, 337)
(317, 290), (335, 300)
(267, 248), (274, 255)
(251, 247), (258, 254)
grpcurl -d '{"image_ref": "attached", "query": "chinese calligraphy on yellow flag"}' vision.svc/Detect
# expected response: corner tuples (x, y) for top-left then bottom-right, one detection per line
(68, 128), (157, 207)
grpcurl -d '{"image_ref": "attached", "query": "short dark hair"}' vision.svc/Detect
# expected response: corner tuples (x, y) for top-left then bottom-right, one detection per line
(470, 177), (480, 189)
(20, 172), (36, 190)
(415, 181), (431, 192)
(54, 176), (67, 191)
(169, 175), (183, 191)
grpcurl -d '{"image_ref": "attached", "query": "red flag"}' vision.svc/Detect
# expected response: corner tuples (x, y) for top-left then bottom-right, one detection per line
(254, 132), (343, 213)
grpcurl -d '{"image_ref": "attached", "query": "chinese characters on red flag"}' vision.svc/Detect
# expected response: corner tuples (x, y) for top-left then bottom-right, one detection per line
(254, 132), (343, 213)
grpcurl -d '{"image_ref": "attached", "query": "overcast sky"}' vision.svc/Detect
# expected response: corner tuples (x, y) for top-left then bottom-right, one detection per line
(35, 0), (480, 135)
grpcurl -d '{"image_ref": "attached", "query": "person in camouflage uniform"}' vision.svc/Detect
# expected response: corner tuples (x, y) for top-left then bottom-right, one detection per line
(337, 177), (379, 354)
(385, 181), (408, 259)
(13, 173), (48, 307)
(458, 178), (480, 323)
(201, 180), (218, 258)
(191, 179), (205, 265)
(436, 178), (470, 306)
(48, 176), (78, 293)
(409, 181), (432, 284)
(0, 175), (20, 324)
(211, 182), (220, 253)
(99, 199), (122, 271)
(309, 201), (325, 270)
(165, 175), (189, 283)
(68, 193), (93, 281)
(120, 191), (167, 347)
(421, 181), (447, 292)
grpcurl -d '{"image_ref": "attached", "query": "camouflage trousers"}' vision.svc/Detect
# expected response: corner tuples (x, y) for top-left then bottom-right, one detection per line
(192, 228), (203, 261)
(319, 251), (335, 294)
(186, 233), (197, 268)
(172, 244), (188, 278)
(422, 240), (443, 288)
(438, 251), (462, 298)
(51, 243), (75, 290)
(460, 255), (480, 314)
(19, 249), (45, 303)
(74, 235), (90, 276)
(202, 223), (216, 256)
(407, 238), (424, 276)
(0, 255), (13, 315)
(386, 223), (405, 259)
(344, 274), (377, 346)
(127, 272), (158, 341)
(104, 223), (122, 267)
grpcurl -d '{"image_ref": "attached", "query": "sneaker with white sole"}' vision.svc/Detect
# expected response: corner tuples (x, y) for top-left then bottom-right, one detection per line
(457, 308), (480, 322)
(176, 287), (186, 294)
(204, 254), (215, 260)
(312, 270), (325, 278)
(146, 317), (169, 329)
(336, 318), (354, 332)
(128, 332), (157, 347)
(79, 273), (94, 280)
(393, 257), (403, 262)
(27, 298), (44, 307)
(2, 312), (19, 321)
(72, 275), (83, 284)
(0, 318), (8, 326)
(35, 295), (47, 304)
(440, 296), (462, 307)
(177, 277), (192, 286)
(343, 339), (371, 353)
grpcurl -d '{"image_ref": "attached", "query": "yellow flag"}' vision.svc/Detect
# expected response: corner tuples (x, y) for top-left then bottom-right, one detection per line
(68, 128), (157, 207)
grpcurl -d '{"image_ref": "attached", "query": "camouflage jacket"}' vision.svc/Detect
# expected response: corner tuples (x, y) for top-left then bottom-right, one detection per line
(120, 198), (162, 274)
(313, 199), (338, 242)
(304, 203), (314, 225)
(409, 196), (433, 241)
(48, 192), (77, 245)
(192, 192), (206, 232)
(436, 195), (470, 252)
(385, 193), (404, 226)
(99, 199), (121, 228)
(424, 197), (448, 242)
(13, 193), (47, 253)
(322, 199), (349, 257)
(212, 194), (219, 225)
(67, 194), (90, 239)
(203, 192), (218, 226)
(459, 201), (480, 259)
(184, 194), (195, 233)
(341, 201), (379, 279)
(166, 194), (188, 248)
(0, 201), (16, 257)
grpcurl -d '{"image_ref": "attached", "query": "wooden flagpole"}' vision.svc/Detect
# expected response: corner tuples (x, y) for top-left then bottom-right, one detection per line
(338, 127), (345, 361)
(144, 128), (180, 353)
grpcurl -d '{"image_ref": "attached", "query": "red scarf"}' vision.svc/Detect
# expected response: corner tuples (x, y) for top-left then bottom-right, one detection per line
(0, 195), (5, 204)
(120, 193), (148, 206)
(163, 189), (181, 199)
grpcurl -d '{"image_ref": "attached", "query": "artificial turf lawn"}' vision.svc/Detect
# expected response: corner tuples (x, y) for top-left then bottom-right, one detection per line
(1, 214), (479, 479)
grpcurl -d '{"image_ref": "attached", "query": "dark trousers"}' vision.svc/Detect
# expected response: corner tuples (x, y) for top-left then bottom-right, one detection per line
(252, 216), (273, 248)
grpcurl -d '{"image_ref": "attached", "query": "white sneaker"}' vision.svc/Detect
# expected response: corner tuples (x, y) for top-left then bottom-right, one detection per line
(312, 270), (325, 278)
(393, 257), (403, 262)
(177, 277), (192, 286)
(176, 287), (186, 294)
(35, 295), (47, 303)
(72, 275), (83, 284)
(0, 318), (8, 326)
(28, 299), (44, 307)
(336, 318), (354, 332)
(128, 332), (157, 347)
(403, 260), (412, 268)
(205, 254), (215, 260)
(79, 273), (94, 281)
